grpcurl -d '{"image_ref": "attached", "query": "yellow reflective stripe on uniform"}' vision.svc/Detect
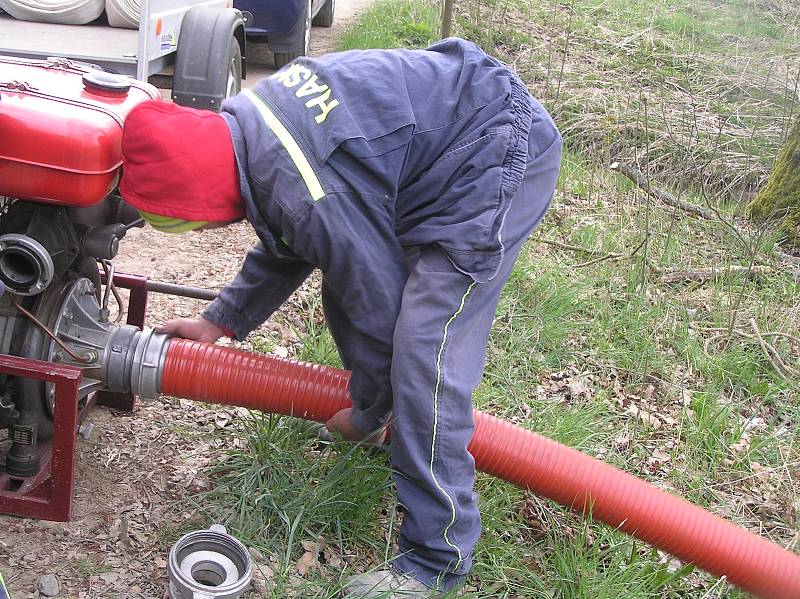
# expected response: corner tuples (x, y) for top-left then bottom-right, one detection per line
(241, 88), (325, 201)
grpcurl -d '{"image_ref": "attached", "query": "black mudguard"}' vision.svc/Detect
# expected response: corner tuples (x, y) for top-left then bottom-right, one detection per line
(173, 6), (247, 111)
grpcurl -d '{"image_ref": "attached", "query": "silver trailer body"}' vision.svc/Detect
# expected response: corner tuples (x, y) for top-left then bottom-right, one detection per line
(0, 0), (232, 81)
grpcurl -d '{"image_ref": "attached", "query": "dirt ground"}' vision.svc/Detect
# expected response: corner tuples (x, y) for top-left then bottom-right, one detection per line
(0, 2), (375, 596)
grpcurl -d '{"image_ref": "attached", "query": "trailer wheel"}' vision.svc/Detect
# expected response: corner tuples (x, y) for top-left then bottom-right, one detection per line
(226, 38), (243, 99)
(274, 0), (312, 68)
(312, 0), (334, 27)
(173, 6), (246, 111)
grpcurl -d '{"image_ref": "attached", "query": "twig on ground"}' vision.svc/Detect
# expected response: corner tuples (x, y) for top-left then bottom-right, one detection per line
(610, 162), (800, 270)
(763, 331), (800, 346)
(749, 317), (800, 382)
(660, 265), (774, 284)
(535, 237), (620, 258)
(610, 161), (717, 221)
(536, 235), (652, 269)
(703, 327), (800, 347)
(700, 321), (800, 388)
(699, 575), (728, 599)
(574, 236), (649, 268)
(573, 252), (624, 268)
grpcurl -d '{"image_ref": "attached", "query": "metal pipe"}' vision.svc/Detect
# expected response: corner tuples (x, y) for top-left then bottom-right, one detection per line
(9, 294), (95, 364)
(145, 280), (219, 302)
(99, 259), (115, 321)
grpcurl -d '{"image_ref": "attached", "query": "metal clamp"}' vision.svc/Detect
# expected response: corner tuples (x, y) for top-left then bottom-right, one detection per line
(129, 328), (171, 400)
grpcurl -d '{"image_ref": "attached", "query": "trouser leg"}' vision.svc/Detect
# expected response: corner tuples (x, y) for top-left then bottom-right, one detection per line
(389, 244), (494, 590)
(390, 125), (560, 591)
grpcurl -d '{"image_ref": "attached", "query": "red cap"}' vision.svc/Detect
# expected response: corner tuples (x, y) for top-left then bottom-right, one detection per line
(120, 101), (245, 222)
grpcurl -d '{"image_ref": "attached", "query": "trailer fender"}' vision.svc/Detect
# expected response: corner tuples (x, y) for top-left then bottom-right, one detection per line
(173, 6), (246, 112)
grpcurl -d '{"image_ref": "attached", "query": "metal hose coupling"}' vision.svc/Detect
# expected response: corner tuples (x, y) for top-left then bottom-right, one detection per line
(127, 327), (171, 400)
(168, 525), (253, 599)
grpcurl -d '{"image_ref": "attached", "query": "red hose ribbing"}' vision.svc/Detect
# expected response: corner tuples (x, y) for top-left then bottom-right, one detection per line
(471, 414), (800, 599)
(161, 339), (800, 599)
(161, 338), (351, 421)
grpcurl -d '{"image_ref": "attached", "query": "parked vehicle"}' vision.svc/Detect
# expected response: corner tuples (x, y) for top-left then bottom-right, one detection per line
(0, 0), (246, 110)
(233, 0), (334, 68)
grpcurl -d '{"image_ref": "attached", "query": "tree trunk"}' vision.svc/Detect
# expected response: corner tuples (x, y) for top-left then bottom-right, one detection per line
(747, 116), (800, 244)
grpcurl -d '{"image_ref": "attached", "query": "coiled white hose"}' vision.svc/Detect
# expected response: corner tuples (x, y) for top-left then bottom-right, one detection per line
(0, 0), (104, 25)
(105, 0), (138, 28)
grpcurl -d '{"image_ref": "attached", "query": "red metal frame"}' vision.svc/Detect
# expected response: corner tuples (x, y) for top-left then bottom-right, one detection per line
(0, 272), (149, 521)
(0, 356), (81, 521)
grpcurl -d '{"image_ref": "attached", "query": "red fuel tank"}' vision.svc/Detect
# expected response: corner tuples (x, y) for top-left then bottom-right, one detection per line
(0, 56), (160, 207)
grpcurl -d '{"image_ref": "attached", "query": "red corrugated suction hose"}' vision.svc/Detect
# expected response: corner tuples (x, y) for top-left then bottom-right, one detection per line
(161, 339), (800, 599)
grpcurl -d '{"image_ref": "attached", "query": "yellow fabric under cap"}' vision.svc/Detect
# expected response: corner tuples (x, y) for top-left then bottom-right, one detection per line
(139, 211), (208, 233)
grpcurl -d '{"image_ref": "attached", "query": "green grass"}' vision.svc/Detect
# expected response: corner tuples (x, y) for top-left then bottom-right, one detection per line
(186, 1), (800, 597)
(293, 295), (341, 366)
(545, 525), (698, 599)
(74, 555), (113, 578)
(337, 0), (439, 50)
(191, 414), (394, 596)
(461, 0), (798, 196)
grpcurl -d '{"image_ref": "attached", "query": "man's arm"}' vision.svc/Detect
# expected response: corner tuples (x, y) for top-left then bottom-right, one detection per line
(201, 241), (314, 340)
(290, 192), (408, 434)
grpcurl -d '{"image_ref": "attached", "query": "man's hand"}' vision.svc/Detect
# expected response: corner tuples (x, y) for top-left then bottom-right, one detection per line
(325, 408), (387, 446)
(156, 317), (227, 343)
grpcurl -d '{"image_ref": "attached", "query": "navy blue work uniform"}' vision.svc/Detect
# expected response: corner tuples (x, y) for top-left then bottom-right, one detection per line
(203, 38), (562, 590)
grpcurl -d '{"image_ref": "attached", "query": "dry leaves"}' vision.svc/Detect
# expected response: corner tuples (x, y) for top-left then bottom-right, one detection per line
(624, 404), (663, 430)
(295, 540), (322, 576)
(546, 369), (596, 402)
(293, 538), (347, 578)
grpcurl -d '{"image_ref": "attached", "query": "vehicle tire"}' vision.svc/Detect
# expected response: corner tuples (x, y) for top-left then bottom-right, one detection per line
(273, 0), (312, 68)
(226, 37), (243, 99)
(273, 52), (295, 69)
(312, 0), (334, 27)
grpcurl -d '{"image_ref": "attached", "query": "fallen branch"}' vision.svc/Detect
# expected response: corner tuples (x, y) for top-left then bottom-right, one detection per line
(610, 162), (800, 270)
(700, 323), (800, 389)
(574, 236), (649, 268)
(749, 318), (800, 384)
(660, 265), (773, 284)
(573, 252), (624, 268)
(703, 327), (800, 347)
(536, 236), (651, 269)
(611, 161), (717, 221)
(535, 237), (619, 258)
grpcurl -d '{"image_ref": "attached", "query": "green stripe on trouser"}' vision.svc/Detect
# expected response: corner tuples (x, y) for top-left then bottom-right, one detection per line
(429, 278), (476, 572)
(388, 245), (493, 591)
(387, 151), (557, 590)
